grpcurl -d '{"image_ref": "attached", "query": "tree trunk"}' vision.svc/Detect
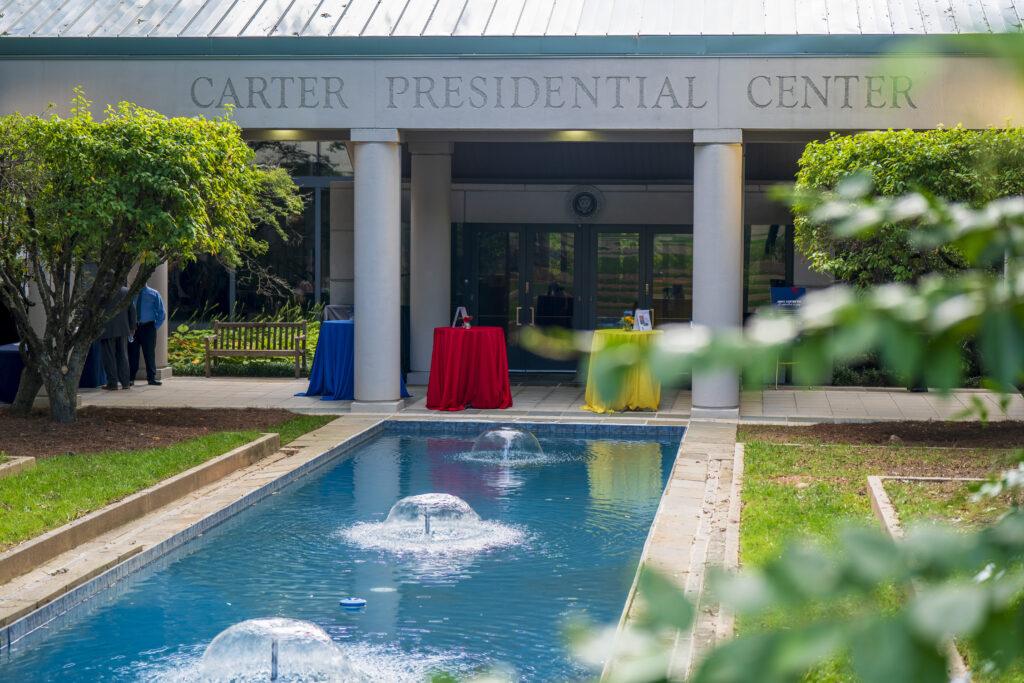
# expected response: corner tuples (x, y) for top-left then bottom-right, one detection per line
(43, 369), (79, 424)
(10, 366), (42, 415)
(46, 376), (78, 423)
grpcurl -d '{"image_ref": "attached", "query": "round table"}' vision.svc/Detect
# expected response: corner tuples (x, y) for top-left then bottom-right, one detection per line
(301, 320), (409, 401)
(582, 329), (662, 413)
(425, 326), (512, 411)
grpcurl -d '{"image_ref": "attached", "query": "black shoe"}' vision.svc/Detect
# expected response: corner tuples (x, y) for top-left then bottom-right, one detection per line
(102, 384), (118, 391)
(121, 385), (132, 390)
(148, 380), (162, 386)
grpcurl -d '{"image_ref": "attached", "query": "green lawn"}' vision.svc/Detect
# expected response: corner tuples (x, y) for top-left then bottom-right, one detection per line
(738, 435), (1021, 682)
(886, 479), (1016, 530)
(0, 414), (333, 551)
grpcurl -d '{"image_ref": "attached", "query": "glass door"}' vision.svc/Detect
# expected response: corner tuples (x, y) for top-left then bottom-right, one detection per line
(648, 231), (693, 326)
(594, 230), (643, 328)
(520, 227), (579, 371)
(471, 227), (522, 369)
(465, 225), (580, 373)
(586, 227), (692, 329)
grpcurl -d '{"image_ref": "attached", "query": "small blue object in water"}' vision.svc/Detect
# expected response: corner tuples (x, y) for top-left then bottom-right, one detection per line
(339, 597), (367, 610)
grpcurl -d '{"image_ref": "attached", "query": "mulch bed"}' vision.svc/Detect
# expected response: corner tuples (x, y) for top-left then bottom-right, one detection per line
(0, 407), (299, 460)
(740, 421), (1024, 448)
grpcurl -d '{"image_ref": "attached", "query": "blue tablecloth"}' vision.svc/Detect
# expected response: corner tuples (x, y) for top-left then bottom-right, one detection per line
(301, 320), (410, 401)
(0, 342), (107, 403)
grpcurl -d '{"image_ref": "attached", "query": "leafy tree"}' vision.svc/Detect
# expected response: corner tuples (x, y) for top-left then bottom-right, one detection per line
(0, 93), (302, 422)
(794, 127), (1024, 286)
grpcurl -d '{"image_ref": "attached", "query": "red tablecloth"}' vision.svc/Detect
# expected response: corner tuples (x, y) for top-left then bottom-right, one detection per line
(425, 327), (513, 411)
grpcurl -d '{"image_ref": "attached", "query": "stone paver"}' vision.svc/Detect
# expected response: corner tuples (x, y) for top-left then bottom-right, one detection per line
(74, 377), (1024, 423)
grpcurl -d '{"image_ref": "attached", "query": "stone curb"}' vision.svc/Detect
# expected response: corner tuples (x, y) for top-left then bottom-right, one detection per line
(0, 432), (280, 586)
(0, 456), (36, 480)
(866, 474), (977, 680)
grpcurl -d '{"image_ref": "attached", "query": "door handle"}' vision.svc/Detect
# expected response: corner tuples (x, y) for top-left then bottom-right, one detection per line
(530, 306), (536, 325)
(515, 306), (522, 325)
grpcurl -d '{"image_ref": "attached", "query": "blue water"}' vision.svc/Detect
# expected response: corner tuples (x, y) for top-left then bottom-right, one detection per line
(1, 428), (678, 682)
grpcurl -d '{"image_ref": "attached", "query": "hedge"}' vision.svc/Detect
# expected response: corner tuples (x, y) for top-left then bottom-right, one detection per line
(794, 127), (1024, 286)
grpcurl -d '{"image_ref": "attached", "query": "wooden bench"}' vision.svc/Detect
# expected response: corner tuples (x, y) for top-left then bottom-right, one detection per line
(204, 321), (308, 378)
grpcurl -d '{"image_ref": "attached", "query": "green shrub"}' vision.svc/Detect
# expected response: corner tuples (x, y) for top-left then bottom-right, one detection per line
(794, 127), (1024, 286)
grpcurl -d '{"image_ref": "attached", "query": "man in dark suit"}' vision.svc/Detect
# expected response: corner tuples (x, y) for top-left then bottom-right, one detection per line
(100, 285), (137, 390)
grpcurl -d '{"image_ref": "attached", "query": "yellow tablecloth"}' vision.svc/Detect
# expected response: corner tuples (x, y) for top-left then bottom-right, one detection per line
(582, 329), (662, 413)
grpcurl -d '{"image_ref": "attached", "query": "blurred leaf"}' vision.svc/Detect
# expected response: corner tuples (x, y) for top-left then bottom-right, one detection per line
(850, 617), (948, 683)
(908, 583), (988, 641)
(637, 568), (694, 631)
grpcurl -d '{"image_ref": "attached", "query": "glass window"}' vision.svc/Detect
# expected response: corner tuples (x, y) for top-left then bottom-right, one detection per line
(744, 224), (793, 318)
(651, 232), (693, 326)
(320, 190), (330, 304)
(595, 231), (641, 328)
(251, 141), (318, 176)
(235, 188), (317, 316)
(316, 141), (353, 176)
(168, 256), (231, 325)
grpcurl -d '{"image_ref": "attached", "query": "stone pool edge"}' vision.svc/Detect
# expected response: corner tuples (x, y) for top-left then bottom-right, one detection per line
(1, 418), (686, 655)
(0, 417), (385, 652)
(603, 420), (739, 682)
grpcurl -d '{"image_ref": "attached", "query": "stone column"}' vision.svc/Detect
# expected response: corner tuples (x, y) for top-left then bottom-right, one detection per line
(691, 129), (744, 418)
(351, 129), (403, 411)
(407, 143), (453, 386)
(151, 261), (171, 379)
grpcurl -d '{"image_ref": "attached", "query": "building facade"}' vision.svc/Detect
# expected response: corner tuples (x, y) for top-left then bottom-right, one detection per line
(2, 0), (1024, 414)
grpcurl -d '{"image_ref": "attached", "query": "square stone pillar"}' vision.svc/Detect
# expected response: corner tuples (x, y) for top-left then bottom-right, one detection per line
(151, 261), (172, 379)
(351, 128), (404, 411)
(407, 143), (453, 386)
(691, 129), (744, 418)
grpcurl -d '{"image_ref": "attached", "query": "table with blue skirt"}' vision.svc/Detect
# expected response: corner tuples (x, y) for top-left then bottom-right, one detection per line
(0, 341), (107, 404)
(300, 320), (410, 401)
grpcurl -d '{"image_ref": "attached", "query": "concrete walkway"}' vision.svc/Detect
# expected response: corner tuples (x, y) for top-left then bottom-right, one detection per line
(76, 377), (1024, 423)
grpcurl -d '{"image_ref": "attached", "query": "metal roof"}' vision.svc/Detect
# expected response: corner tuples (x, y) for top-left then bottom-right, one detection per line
(0, 0), (1020, 39)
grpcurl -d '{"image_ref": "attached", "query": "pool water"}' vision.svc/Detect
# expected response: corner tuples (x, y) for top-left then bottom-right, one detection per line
(1, 427), (679, 682)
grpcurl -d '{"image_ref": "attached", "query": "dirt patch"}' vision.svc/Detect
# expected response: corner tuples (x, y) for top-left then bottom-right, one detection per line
(740, 421), (1024, 448)
(0, 407), (299, 460)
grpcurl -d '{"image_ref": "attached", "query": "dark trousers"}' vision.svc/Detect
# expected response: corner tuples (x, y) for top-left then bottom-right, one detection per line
(101, 336), (131, 388)
(129, 321), (157, 383)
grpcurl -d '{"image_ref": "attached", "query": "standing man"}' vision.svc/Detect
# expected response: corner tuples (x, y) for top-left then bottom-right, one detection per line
(130, 281), (166, 387)
(100, 285), (137, 391)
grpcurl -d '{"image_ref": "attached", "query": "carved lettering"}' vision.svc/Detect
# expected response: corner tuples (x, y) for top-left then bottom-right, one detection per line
(186, 70), (917, 115)
(745, 74), (915, 110)
(511, 76), (539, 108)
(269, 76), (294, 109)
(217, 78), (241, 109)
(544, 76), (564, 108)
(298, 76), (318, 108)
(865, 75), (886, 108)
(414, 76), (439, 109)
(747, 75), (771, 108)
(891, 75), (917, 109)
(323, 76), (346, 108)
(572, 76), (599, 109)
(652, 76), (681, 109)
(190, 77), (214, 108)
(387, 76), (409, 108)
